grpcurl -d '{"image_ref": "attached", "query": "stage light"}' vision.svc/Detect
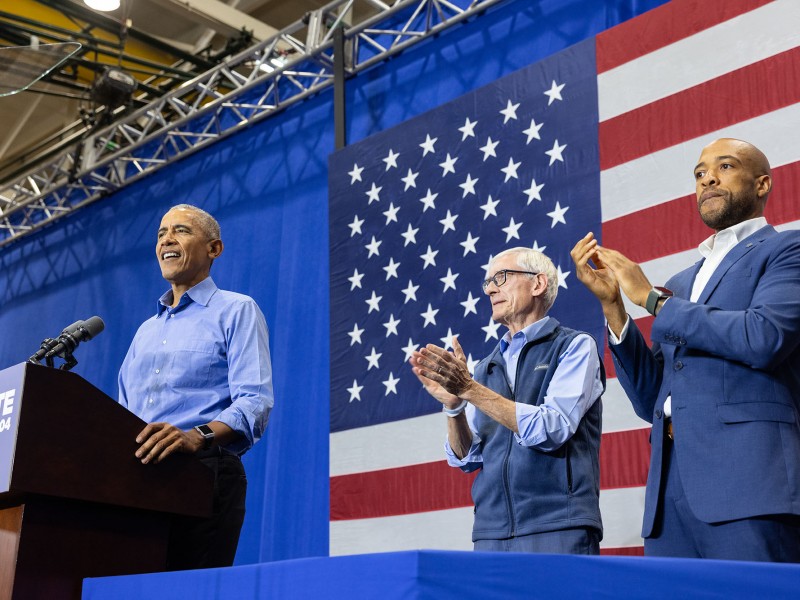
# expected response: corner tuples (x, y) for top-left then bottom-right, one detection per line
(84, 0), (121, 11)
(92, 67), (136, 109)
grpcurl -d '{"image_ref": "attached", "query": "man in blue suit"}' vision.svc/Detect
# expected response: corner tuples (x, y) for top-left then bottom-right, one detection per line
(571, 138), (800, 561)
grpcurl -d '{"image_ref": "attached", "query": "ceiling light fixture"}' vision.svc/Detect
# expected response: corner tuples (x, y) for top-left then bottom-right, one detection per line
(84, 0), (121, 11)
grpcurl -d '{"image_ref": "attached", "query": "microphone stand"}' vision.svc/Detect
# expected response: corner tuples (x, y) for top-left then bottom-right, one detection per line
(28, 338), (58, 368)
(28, 338), (79, 371)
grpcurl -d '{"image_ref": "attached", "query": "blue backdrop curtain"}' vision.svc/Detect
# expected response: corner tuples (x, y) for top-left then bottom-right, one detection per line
(0, 0), (665, 563)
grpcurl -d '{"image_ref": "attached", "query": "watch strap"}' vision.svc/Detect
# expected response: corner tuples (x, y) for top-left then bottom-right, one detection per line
(645, 287), (673, 316)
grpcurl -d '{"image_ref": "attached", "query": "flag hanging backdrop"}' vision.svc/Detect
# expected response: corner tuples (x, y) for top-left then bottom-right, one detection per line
(330, 0), (800, 555)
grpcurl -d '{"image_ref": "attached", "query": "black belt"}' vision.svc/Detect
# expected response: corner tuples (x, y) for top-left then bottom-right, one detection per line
(195, 446), (240, 460)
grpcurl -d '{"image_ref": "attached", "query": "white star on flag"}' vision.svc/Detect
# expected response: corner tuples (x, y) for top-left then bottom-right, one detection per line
(556, 264), (571, 289)
(524, 179), (544, 204)
(365, 236), (382, 257)
(401, 280), (419, 303)
(458, 117), (477, 140)
(419, 134), (437, 156)
(460, 232), (479, 256)
(401, 224), (419, 246)
(364, 347), (382, 370)
(547, 201), (569, 227)
(401, 169), (419, 191)
(382, 372), (400, 395)
(348, 323), (364, 345)
(383, 149), (399, 170)
(501, 157), (521, 182)
(502, 217), (523, 242)
(347, 380), (363, 402)
(382, 202), (400, 224)
(365, 291), (382, 313)
(348, 215), (364, 236)
(420, 303), (439, 327)
(383, 257), (400, 279)
(348, 269), (364, 290)
(545, 139), (567, 165)
(459, 173), (478, 197)
(401, 338), (419, 361)
(460, 292), (480, 316)
(366, 183), (382, 204)
(480, 137), (499, 160)
(481, 318), (502, 342)
(420, 245), (438, 268)
(544, 80), (565, 105)
(480, 195), (500, 219)
(500, 100), (520, 123)
(439, 210), (458, 233)
(383, 314), (401, 336)
(439, 154), (458, 176)
(419, 188), (438, 212)
(439, 328), (459, 350)
(439, 268), (459, 292)
(348, 163), (363, 183)
(523, 118), (543, 143)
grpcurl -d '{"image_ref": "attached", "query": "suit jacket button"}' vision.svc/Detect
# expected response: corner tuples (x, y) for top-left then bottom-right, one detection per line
(655, 409), (663, 419)
(674, 361), (683, 370)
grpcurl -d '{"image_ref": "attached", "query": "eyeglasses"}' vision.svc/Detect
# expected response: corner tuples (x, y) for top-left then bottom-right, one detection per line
(481, 269), (538, 291)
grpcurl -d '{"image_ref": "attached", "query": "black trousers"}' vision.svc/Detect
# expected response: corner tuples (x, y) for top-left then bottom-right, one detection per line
(167, 450), (247, 570)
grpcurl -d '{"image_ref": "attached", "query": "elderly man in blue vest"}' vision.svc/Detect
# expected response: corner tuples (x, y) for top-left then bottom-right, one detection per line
(410, 247), (605, 553)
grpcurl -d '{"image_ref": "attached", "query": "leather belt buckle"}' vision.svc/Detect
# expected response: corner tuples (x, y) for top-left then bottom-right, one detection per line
(666, 419), (674, 441)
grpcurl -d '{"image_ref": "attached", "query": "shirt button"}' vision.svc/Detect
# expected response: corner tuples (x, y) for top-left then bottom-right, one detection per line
(155, 369), (160, 374)
(170, 314), (175, 319)
(147, 398), (153, 405)
(162, 340), (167, 345)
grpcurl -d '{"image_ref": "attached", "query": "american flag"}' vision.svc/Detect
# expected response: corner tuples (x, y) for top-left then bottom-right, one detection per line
(328, 0), (800, 555)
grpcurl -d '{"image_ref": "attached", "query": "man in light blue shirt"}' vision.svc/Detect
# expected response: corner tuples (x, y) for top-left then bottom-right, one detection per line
(410, 247), (604, 553)
(118, 204), (274, 569)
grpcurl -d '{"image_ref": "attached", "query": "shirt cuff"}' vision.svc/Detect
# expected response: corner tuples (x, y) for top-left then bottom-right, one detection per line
(607, 315), (631, 345)
(444, 435), (483, 469)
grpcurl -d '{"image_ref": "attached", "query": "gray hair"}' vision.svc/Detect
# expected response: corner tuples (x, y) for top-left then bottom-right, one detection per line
(168, 204), (221, 241)
(490, 247), (559, 312)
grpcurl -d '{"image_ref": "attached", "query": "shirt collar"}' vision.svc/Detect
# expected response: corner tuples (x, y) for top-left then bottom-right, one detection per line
(499, 315), (551, 352)
(698, 216), (768, 258)
(157, 276), (218, 316)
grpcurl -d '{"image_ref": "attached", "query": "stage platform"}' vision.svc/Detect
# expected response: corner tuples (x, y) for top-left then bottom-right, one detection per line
(82, 550), (800, 599)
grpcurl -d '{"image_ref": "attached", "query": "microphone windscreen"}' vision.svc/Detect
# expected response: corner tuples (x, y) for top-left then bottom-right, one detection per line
(82, 316), (105, 340)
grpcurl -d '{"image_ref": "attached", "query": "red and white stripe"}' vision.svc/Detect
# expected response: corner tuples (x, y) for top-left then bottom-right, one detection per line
(330, 0), (800, 556)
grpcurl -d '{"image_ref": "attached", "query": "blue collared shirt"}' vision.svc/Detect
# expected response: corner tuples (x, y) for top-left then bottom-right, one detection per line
(446, 316), (603, 464)
(118, 277), (274, 455)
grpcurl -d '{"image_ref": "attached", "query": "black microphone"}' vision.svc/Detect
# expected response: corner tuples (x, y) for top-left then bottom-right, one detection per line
(29, 320), (83, 363)
(44, 316), (105, 359)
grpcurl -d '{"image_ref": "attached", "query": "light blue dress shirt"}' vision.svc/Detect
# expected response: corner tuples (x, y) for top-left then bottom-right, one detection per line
(446, 316), (603, 466)
(118, 277), (274, 455)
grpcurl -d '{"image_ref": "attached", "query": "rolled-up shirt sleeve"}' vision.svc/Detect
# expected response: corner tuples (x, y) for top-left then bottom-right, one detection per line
(215, 298), (274, 454)
(444, 422), (483, 472)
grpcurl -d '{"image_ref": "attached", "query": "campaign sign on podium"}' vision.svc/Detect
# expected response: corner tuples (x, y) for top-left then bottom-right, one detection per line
(0, 363), (25, 494)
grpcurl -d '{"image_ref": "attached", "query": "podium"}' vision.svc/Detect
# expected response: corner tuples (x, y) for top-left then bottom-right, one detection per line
(0, 362), (214, 600)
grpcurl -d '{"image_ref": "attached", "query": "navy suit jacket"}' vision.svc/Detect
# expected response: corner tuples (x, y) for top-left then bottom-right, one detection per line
(610, 225), (800, 537)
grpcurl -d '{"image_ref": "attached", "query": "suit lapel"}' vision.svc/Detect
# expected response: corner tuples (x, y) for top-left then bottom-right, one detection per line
(695, 225), (775, 305)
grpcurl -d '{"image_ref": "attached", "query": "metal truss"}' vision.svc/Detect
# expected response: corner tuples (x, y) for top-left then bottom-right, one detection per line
(0, 0), (504, 248)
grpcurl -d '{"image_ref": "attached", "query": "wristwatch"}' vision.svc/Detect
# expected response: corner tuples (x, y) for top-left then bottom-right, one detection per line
(645, 286), (673, 316)
(194, 424), (215, 450)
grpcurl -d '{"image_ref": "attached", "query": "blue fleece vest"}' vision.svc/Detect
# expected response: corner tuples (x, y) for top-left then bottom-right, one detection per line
(470, 318), (604, 541)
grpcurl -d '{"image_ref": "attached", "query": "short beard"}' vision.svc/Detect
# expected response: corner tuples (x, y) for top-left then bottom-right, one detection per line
(699, 191), (759, 231)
